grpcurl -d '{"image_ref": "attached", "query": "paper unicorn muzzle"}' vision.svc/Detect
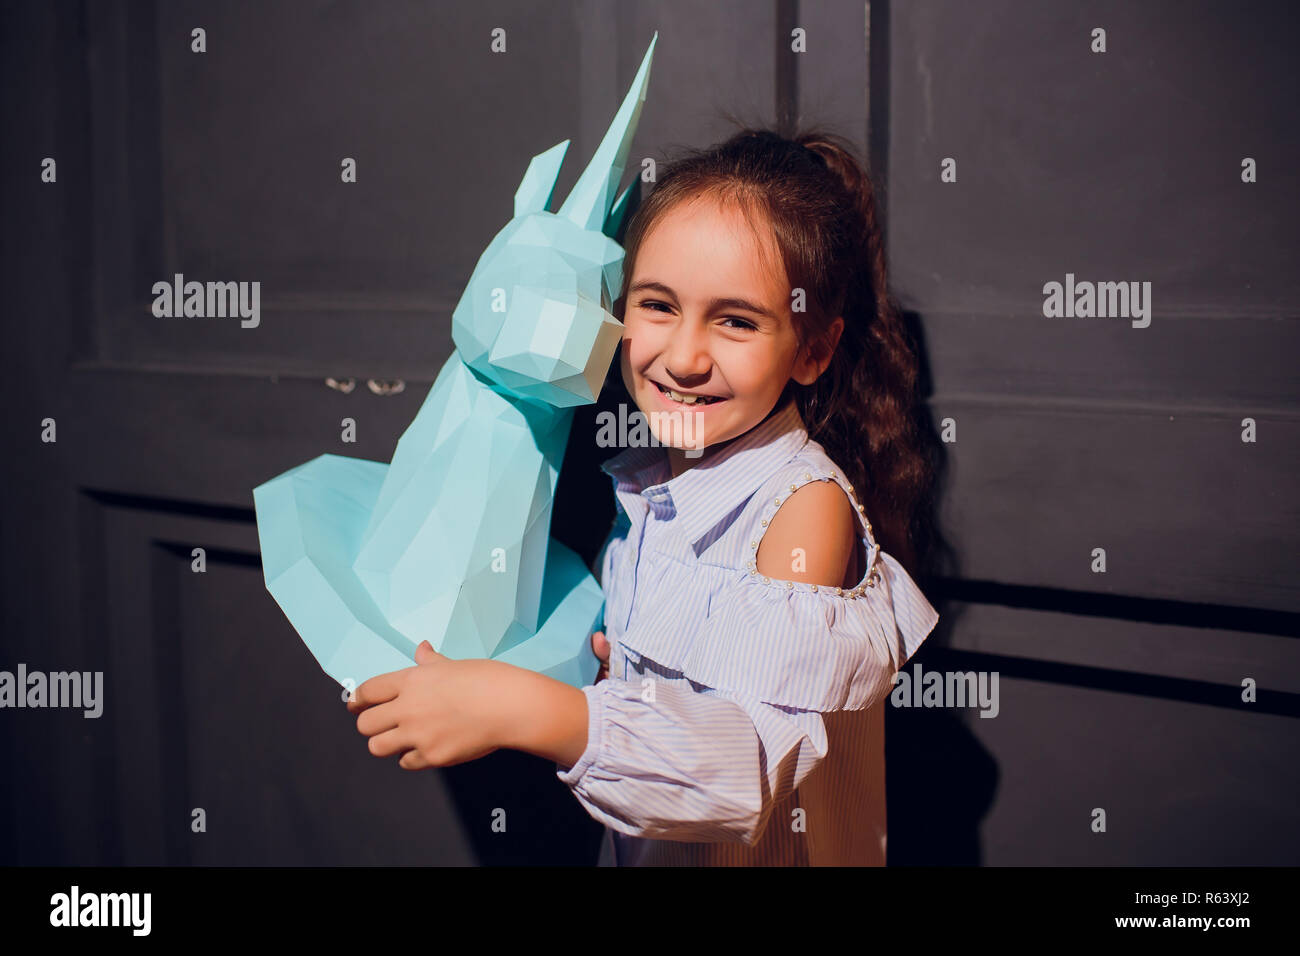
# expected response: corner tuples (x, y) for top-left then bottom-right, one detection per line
(253, 34), (658, 690)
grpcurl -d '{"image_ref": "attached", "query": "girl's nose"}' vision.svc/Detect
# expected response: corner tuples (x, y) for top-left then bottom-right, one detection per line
(663, 322), (712, 380)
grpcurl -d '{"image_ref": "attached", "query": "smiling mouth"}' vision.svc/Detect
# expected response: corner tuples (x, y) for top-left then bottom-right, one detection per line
(651, 380), (726, 406)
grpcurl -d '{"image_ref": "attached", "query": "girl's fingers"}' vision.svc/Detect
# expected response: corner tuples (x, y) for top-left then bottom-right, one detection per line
(591, 630), (610, 682)
(399, 749), (430, 771)
(367, 727), (409, 759)
(355, 700), (401, 738)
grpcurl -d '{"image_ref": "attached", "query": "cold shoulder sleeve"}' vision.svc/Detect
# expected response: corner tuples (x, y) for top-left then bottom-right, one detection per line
(555, 548), (938, 845)
(680, 549), (940, 712)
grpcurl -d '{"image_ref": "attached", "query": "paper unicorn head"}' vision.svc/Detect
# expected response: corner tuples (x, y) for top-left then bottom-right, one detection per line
(254, 33), (658, 690)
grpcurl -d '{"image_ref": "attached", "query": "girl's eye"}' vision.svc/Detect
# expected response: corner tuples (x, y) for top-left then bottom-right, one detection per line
(639, 301), (756, 331)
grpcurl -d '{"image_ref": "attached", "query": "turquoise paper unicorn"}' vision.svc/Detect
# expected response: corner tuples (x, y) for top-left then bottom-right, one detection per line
(253, 34), (657, 690)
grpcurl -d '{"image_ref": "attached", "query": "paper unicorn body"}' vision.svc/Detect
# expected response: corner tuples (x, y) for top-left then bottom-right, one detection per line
(253, 34), (657, 690)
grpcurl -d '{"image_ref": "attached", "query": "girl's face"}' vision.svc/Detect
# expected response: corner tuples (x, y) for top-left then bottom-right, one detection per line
(619, 193), (841, 474)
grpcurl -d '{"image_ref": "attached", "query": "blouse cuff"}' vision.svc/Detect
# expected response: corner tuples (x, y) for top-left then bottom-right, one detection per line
(555, 682), (605, 787)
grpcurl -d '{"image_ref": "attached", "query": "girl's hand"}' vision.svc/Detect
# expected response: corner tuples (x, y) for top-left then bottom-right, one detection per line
(591, 630), (610, 682)
(346, 640), (504, 770)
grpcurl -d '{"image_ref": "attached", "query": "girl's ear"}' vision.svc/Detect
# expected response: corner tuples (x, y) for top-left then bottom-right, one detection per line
(792, 316), (844, 384)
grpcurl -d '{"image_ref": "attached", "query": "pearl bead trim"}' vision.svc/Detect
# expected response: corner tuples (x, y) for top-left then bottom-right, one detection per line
(747, 470), (882, 597)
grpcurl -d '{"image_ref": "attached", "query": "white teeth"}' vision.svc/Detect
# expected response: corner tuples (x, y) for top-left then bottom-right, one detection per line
(659, 384), (719, 405)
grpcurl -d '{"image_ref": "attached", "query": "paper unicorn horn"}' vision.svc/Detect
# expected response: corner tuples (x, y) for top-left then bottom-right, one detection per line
(253, 33), (658, 690)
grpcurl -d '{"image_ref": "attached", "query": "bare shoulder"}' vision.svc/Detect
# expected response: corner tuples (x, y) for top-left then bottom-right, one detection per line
(754, 478), (857, 588)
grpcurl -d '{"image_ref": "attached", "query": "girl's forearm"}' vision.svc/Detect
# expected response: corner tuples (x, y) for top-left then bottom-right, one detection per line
(495, 662), (590, 767)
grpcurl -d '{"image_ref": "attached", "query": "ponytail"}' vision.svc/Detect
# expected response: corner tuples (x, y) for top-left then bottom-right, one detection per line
(794, 132), (931, 575)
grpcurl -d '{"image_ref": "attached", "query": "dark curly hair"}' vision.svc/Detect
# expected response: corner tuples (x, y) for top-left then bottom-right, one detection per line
(611, 127), (935, 578)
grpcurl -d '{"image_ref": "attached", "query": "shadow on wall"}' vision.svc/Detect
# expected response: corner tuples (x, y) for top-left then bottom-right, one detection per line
(884, 308), (992, 865)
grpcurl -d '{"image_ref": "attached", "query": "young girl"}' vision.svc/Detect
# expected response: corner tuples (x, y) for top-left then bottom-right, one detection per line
(348, 127), (939, 867)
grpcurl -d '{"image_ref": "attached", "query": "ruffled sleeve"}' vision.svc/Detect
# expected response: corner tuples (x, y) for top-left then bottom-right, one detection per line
(555, 676), (798, 844)
(676, 548), (940, 713)
(555, 547), (938, 844)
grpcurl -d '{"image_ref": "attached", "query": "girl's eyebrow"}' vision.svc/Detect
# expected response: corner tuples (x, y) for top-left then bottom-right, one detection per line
(629, 279), (779, 321)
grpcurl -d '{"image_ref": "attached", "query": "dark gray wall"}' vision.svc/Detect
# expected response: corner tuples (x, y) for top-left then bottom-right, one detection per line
(1, 0), (1295, 866)
(881, 0), (1300, 865)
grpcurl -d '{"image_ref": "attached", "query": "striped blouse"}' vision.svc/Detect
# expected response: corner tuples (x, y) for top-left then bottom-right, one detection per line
(554, 398), (939, 865)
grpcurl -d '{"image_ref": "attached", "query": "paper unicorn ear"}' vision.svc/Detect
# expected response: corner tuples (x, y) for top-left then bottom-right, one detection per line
(253, 33), (658, 692)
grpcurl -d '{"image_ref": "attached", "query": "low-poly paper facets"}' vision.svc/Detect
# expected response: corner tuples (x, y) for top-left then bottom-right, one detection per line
(253, 34), (658, 690)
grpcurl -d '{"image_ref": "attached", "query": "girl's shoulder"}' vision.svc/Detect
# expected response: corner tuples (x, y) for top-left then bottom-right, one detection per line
(684, 441), (938, 710)
(734, 437), (878, 572)
(614, 438), (940, 713)
(755, 438), (866, 516)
